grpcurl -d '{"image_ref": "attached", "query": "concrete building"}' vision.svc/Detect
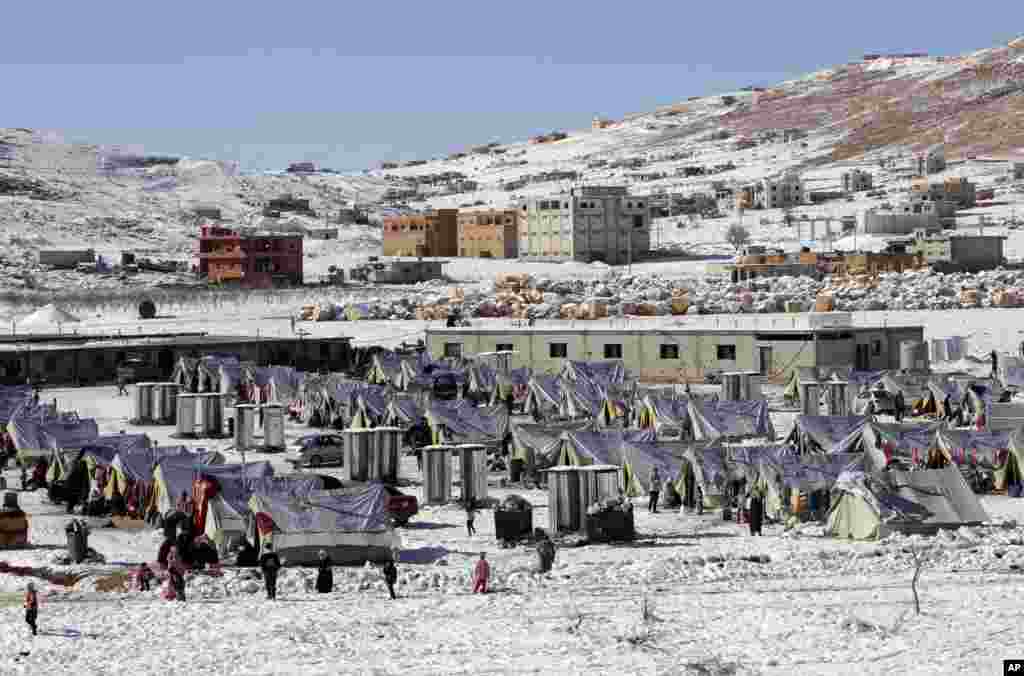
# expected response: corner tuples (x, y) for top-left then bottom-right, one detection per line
(0, 333), (353, 387)
(519, 186), (650, 265)
(426, 314), (923, 384)
(382, 210), (459, 257)
(755, 174), (805, 209)
(916, 146), (946, 175)
(841, 169), (873, 193)
(195, 225), (303, 288)
(457, 208), (519, 258)
(863, 201), (943, 235)
(909, 232), (1006, 272)
(910, 176), (976, 208)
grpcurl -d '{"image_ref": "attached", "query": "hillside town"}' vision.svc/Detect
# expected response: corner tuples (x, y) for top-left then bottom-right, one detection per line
(5, 29), (1024, 676)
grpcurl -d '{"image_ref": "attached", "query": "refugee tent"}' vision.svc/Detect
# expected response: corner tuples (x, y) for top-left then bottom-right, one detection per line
(556, 429), (663, 496)
(425, 400), (509, 445)
(366, 351), (404, 387)
(878, 372), (930, 407)
(761, 451), (864, 519)
(784, 415), (870, 454)
(637, 394), (691, 439)
(466, 362), (497, 397)
(961, 380), (1004, 426)
(490, 367), (531, 406)
(150, 451), (226, 515)
(266, 366), (304, 405)
(561, 360), (628, 389)
(8, 409), (99, 465)
(919, 377), (965, 419)
(524, 375), (563, 420)
(687, 399), (775, 441)
(249, 483), (400, 565)
(929, 428), (1015, 491)
(510, 420), (593, 472)
(0, 386), (32, 425)
(560, 375), (609, 420)
(858, 420), (944, 471)
(219, 361), (244, 398)
(17, 304), (81, 331)
(196, 355), (240, 393)
(171, 356), (200, 392)
(384, 396), (425, 429)
(677, 442), (730, 507)
(356, 386), (389, 425)
(826, 465), (988, 539)
(107, 444), (191, 496)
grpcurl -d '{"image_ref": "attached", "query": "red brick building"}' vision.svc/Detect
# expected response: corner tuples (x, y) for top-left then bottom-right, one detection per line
(195, 225), (303, 288)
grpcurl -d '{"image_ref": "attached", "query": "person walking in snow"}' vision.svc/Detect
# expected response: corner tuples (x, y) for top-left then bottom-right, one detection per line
(382, 556), (398, 600)
(315, 550), (333, 594)
(648, 466), (661, 514)
(535, 531), (556, 574)
(24, 583), (38, 636)
(259, 542), (282, 600)
(472, 552), (490, 594)
(137, 563), (154, 592)
(992, 350), (999, 378)
(748, 491), (765, 537)
(465, 501), (477, 536)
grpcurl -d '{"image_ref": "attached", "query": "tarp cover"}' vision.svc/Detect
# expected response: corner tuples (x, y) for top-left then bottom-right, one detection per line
(786, 415), (870, 454)
(688, 399), (775, 441)
(81, 433), (151, 466)
(0, 386), (32, 425)
(8, 411), (99, 452)
(427, 400), (509, 444)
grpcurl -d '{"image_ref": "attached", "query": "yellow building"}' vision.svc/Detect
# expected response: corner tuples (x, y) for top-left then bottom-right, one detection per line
(382, 210), (458, 257)
(457, 208), (519, 258)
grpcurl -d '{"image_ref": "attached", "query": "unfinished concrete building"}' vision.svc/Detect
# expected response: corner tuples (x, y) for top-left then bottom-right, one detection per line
(519, 186), (650, 264)
(457, 208), (519, 258)
(909, 176), (976, 209)
(755, 174), (805, 209)
(841, 169), (874, 193)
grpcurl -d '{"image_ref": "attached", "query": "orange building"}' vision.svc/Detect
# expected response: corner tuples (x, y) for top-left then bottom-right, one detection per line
(382, 209), (458, 257)
(457, 208), (519, 258)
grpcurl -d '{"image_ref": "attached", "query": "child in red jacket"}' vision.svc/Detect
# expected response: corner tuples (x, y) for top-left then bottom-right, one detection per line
(25, 583), (38, 636)
(472, 552), (489, 594)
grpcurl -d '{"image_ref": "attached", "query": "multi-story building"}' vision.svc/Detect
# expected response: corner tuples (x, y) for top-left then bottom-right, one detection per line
(519, 186), (650, 264)
(755, 174), (804, 209)
(909, 176), (976, 208)
(916, 145), (946, 175)
(863, 200), (943, 235)
(195, 225), (303, 288)
(457, 208), (519, 258)
(381, 209), (459, 257)
(841, 169), (874, 193)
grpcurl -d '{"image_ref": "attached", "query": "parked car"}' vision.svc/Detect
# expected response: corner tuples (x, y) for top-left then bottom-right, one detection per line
(384, 486), (418, 526)
(287, 433), (345, 468)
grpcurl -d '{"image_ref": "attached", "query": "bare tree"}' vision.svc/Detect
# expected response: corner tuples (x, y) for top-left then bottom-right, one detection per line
(726, 223), (751, 252)
(908, 543), (932, 615)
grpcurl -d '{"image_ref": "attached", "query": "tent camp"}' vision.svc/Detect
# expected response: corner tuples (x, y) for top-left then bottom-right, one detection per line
(510, 420), (593, 472)
(150, 451), (227, 515)
(17, 304), (81, 331)
(857, 421), (944, 471)
(929, 428), (1016, 491)
(8, 409), (99, 465)
(827, 465), (988, 539)
(249, 483), (400, 565)
(425, 400), (509, 445)
(524, 375), (563, 421)
(384, 396), (425, 429)
(688, 399), (775, 441)
(638, 394), (691, 440)
(556, 429), (667, 496)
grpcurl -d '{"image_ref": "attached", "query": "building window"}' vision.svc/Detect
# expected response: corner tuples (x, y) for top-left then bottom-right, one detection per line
(549, 343), (568, 358)
(45, 355), (58, 373)
(604, 344), (623, 359)
(443, 343), (462, 359)
(717, 345), (737, 361)
(496, 343), (514, 352)
(254, 258), (273, 273)
(871, 339), (882, 356)
(633, 215), (644, 228)
(659, 344), (679, 359)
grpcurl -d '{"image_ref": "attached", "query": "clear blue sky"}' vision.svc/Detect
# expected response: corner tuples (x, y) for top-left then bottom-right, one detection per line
(2, 2), (1021, 172)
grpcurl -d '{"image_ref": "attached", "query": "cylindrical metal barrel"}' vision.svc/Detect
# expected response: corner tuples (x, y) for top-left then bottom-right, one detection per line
(422, 445), (453, 505)
(900, 341), (929, 372)
(344, 428), (373, 481)
(828, 381), (850, 416)
(799, 381), (820, 416)
(201, 393), (224, 437)
(234, 404), (257, 451)
(577, 465), (620, 526)
(375, 427), (402, 484)
(176, 393), (199, 436)
(261, 404), (285, 450)
(134, 383), (155, 423)
(547, 466), (582, 533)
(721, 373), (742, 401)
(457, 444), (488, 503)
(160, 383), (179, 424)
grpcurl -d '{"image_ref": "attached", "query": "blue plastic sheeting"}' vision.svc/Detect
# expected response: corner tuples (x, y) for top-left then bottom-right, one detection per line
(931, 428), (1010, 468)
(562, 361), (627, 388)
(688, 400), (775, 441)
(786, 415), (870, 454)
(116, 445), (191, 483)
(526, 375), (562, 412)
(81, 433), (151, 466)
(251, 482), (392, 533)
(0, 385), (32, 425)
(155, 452), (228, 506)
(769, 452), (864, 491)
(386, 397), (424, 426)
(643, 395), (691, 427)
(8, 410), (99, 451)
(427, 400), (509, 443)
(357, 387), (389, 420)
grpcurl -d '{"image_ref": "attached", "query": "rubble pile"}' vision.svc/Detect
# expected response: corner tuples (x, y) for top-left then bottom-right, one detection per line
(299, 267), (1024, 322)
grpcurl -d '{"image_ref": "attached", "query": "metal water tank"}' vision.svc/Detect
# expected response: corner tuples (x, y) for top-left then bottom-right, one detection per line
(721, 372), (742, 401)
(578, 464), (621, 523)
(457, 444), (489, 503)
(743, 371), (763, 400)
(176, 394), (199, 437)
(799, 381), (820, 416)
(375, 427), (402, 484)
(133, 383), (155, 423)
(828, 381), (850, 416)
(261, 404), (285, 450)
(344, 429), (373, 481)
(234, 404), (257, 451)
(160, 383), (179, 425)
(900, 341), (929, 372)
(201, 393), (224, 437)
(422, 445), (453, 505)
(546, 466), (582, 533)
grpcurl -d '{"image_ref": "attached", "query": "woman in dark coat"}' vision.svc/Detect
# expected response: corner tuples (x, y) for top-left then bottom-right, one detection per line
(748, 492), (764, 536)
(315, 550), (333, 593)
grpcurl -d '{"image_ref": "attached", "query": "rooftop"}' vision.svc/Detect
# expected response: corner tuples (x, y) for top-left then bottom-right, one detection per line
(0, 332), (351, 354)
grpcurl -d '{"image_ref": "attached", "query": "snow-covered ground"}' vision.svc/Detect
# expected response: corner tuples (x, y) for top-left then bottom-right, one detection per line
(3, 384), (1024, 674)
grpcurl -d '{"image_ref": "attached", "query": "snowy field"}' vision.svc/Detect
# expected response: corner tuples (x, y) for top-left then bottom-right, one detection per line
(2, 386), (1024, 674)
